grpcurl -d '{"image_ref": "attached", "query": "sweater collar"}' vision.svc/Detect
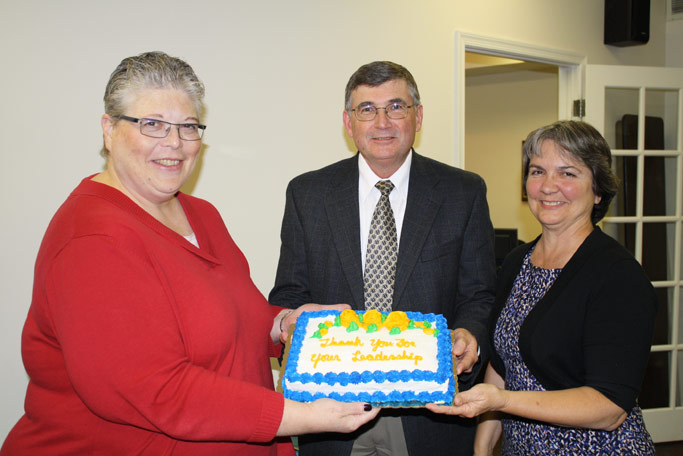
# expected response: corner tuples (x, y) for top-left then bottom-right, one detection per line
(75, 176), (221, 265)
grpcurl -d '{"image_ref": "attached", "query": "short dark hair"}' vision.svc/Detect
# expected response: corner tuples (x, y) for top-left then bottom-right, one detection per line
(522, 120), (618, 224)
(344, 61), (420, 110)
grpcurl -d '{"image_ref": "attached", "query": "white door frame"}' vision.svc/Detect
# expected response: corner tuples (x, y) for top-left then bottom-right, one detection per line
(454, 31), (587, 168)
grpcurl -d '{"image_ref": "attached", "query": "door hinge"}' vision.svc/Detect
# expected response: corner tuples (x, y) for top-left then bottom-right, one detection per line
(573, 99), (585, 118)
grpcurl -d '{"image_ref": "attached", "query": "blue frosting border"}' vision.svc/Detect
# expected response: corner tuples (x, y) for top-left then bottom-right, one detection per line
(282, 310), (455, 405)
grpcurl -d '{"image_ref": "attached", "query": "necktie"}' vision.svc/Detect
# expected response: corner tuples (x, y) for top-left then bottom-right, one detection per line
(363, 180), (397, 311)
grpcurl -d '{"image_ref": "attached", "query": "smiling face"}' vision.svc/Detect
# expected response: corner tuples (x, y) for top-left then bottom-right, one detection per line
(526, 140), (601, 235)
(100, 88), (201, 209)
(343, 79), (423, 178)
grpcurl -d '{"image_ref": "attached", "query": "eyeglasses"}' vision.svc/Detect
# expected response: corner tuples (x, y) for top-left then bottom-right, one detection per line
(114, 115), (206, 141)
(351, 103), (414, 121)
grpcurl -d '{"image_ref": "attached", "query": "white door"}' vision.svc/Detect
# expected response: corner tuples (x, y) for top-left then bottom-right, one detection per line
(584, 64), (683, 443)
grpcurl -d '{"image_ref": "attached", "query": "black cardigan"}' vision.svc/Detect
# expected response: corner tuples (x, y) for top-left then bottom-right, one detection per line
(489, 227), (657, 412)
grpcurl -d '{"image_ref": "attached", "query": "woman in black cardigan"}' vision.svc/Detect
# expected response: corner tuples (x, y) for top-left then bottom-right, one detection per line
(428, 121), (656, 455)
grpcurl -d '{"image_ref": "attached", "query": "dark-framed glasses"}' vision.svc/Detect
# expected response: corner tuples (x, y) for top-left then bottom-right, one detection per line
(114, 115), (206, 140)
(351, 103), (413, 121)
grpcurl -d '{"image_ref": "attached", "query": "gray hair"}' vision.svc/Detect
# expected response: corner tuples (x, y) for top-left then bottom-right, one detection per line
(101, 51), (205, 156)
(522, 120), (618, 224)
(344, 61), (421, 111)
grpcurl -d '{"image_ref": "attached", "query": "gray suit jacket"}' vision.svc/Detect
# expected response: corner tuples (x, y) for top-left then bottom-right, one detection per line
(270, 151), (496, 456)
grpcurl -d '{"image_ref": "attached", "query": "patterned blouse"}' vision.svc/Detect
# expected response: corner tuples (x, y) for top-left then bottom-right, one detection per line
(493, 249), (655, 455)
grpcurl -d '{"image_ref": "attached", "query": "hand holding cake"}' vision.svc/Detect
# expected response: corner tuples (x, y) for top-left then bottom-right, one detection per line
(451, 328), (479, 375)
(277, 398), (379, 436)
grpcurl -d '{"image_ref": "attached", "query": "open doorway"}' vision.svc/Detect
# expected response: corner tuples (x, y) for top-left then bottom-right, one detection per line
(454, 32), (585, 245)
(464, 52), (558, 244)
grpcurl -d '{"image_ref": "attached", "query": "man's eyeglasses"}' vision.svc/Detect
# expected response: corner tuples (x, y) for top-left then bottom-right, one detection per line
(351, 103), (414, 121)
(114, 115), (206, 141)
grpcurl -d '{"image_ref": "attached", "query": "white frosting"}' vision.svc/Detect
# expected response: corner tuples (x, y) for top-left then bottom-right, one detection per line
(285, 379), (449, 396)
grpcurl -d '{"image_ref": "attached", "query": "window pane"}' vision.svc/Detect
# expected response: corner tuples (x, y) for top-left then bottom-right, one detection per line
(639, 351), (670, 409)
(642, 222), (675, 281)
(679, 287), (683, 345)
(609, 156), (638, 217)
(652, 287), (673, 346)
(643, 156), (678, 217)
(678, 350), (683, 407)
(605, 87), (639, 150)
(645, 89), (679, 150)
(602, 222), (636, 256)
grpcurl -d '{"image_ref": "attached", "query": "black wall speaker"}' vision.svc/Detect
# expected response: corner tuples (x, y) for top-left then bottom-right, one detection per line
(604, 0), (650, 47)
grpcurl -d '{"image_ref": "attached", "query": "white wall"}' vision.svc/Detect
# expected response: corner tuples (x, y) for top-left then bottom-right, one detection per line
(0, 0), (674, 442)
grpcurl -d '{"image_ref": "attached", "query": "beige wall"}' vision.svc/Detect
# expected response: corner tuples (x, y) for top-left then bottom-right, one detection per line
(0, 0), (676, 441)
(666, 17), (683, 67)
(466, 68), (558, 243)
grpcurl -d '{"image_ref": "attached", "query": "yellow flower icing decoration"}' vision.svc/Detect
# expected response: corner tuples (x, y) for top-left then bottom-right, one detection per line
(311, 309), (438, 338)
(339, 309), (361, 327)
(383, 311), (410, 331)
(362, 309), (383, 327)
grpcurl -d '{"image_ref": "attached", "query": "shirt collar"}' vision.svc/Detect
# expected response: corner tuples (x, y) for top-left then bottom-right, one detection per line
(358, 150), (412, 199)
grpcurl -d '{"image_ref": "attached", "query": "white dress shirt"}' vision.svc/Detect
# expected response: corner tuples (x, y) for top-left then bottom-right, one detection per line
(358, 151), (412, 271)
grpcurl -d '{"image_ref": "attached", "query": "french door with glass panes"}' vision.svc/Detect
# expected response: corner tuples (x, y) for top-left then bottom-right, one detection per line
(584, 64), (683, 443)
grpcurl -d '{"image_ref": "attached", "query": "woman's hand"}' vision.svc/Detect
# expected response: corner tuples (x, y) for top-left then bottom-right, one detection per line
(276, 303), (351, 344)
(277, 398), (380, 436)
(426, 383), (508, 418)
(428, 382), (628, 431)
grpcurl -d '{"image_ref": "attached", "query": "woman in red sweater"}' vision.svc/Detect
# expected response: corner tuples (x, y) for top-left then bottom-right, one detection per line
(1, 52), (378, 456)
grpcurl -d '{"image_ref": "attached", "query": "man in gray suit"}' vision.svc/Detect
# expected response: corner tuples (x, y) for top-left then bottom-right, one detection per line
(270, 61), (496, 456)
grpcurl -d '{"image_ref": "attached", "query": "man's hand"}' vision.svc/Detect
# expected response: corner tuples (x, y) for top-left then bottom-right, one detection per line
(452, 328), (479, 375)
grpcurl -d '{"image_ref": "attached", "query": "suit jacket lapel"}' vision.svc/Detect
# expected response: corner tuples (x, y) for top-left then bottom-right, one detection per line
(325, 155), (365, 308)
(393, 152), (442, 308)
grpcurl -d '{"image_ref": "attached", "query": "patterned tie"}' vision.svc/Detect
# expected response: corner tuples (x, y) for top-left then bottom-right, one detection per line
(363, 180), (397, 311)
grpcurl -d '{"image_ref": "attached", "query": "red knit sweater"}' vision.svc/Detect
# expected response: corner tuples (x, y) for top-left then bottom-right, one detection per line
(1, 177), (294, 455)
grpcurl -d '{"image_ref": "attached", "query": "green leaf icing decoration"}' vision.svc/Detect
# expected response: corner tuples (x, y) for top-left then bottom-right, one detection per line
(347, 321), (359, 332)
(311, 330), (322, 339)
(389, 326), (401, 335)
(367, 323), (378, 333)
(334, 315), (341, 326)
